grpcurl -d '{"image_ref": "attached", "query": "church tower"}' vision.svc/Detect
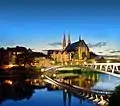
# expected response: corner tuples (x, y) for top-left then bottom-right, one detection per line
(78, 35), (82, 59)
(68, 33), (71, 45)
(79, 35), (82, 41)
(63, 33), (66, 49)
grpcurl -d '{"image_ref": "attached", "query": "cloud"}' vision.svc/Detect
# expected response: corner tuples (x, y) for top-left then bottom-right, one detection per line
(109, 50), (120, 53)
(48, 42), (62, 47)
(88, 42), (107, 48)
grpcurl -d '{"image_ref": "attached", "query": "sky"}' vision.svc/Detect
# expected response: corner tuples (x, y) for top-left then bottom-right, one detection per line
(0, 0), (120, 56)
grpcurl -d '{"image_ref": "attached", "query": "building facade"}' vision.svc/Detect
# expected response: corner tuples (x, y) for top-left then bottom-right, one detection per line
(0, 46), (27, 66)
(47, 34), (90, 64)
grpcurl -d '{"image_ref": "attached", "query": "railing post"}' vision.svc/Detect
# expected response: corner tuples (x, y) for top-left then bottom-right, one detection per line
(116, 65), (119, 72)
(105, 65), (108, 72)
(95, 65), (97, 69)
(100, 65), (102, 70)
(112, 65), (115, 73)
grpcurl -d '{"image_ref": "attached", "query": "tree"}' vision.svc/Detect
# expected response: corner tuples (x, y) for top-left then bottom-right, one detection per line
(109, 85), (120, 106)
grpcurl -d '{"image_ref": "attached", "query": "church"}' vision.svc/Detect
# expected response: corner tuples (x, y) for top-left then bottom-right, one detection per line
(47, 34), (94, 63)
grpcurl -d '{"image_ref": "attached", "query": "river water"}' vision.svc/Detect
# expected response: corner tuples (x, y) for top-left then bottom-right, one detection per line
(0, 77), (97, 106)
(0, 70), (120, 106)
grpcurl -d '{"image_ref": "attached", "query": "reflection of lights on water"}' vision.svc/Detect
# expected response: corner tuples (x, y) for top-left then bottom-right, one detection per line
(42, 82), (45, 86)
(65, 89), (67, 92)
(4, 80), (12, 85)
(53, 85), (56, 89)
(26, 79), (30, 82)
(34, 79), (37, 83)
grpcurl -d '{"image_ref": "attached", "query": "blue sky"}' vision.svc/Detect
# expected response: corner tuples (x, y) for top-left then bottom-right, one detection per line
(0, 0), (120, 56)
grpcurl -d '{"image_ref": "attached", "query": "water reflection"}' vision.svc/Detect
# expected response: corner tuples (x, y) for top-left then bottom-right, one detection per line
(0, 77), (97, 106)
(0, 79), (34, 104)
(59, 73), (99, 89)
(57, 71), (120, 91)
(62, 89), (96, 106)
(0, 77), (48, 104)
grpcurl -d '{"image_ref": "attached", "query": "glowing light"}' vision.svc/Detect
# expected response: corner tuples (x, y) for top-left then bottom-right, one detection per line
(51, 61), (55, 64)
(65, 62), (68, 65)
(41, 68), (45, 72)
(65, 89), (67, 92)
(107, 60), (110, 63)
(84, 61), (87, 65)
(94, 61), (96, 64)
(53, 73), (56, 77)
(76, 62), (79, 65)
(4, 80), (13, 85)
(41, 75), (44, 78)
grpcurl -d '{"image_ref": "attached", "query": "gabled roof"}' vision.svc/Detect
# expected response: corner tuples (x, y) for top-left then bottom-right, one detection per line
(65, 40), (89, 52)
(7, 46), (27, 52)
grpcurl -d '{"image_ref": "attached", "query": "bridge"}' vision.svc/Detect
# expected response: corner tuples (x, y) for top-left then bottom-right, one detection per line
(41, 63), (120, 105)
(42, 62), (120, 74)
(83, 63), (120, 74)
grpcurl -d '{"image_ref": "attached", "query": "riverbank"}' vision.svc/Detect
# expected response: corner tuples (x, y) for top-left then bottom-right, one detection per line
(0, 66), (43, 78)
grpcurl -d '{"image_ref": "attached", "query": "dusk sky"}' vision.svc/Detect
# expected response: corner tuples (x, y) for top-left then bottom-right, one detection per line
(0, 0), (120, 56)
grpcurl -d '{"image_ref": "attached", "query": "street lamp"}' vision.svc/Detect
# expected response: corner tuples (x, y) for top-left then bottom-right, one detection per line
(53, 73), (56, 77)
(107, 60), (110, 63)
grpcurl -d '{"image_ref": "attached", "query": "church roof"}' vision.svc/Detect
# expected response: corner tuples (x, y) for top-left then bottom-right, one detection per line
(65, 40), (89, 52)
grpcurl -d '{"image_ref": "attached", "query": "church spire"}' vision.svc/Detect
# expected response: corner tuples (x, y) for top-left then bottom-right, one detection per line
(68, 33), (71, 45)
(79, 35), (82, 41)
(63, 33), (66, 49)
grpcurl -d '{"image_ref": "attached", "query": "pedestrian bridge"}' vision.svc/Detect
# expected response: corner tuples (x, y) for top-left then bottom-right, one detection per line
(84, 63), (120, 73)
(43, 63), (120, 74)
(42, 64), (120, 106)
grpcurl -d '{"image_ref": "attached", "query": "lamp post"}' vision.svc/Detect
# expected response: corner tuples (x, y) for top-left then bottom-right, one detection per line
(107, 60), (110, 63)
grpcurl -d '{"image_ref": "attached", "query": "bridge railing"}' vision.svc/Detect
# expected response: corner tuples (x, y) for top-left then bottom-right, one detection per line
(83, 62), (120, 73)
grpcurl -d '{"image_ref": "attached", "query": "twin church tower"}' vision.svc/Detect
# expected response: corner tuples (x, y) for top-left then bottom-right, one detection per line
(62, 33), (71, 49)
(61, 33), (90, 60)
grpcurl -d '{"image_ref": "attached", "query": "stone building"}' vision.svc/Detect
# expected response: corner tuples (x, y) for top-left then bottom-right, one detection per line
(46, 34), (91, 64)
